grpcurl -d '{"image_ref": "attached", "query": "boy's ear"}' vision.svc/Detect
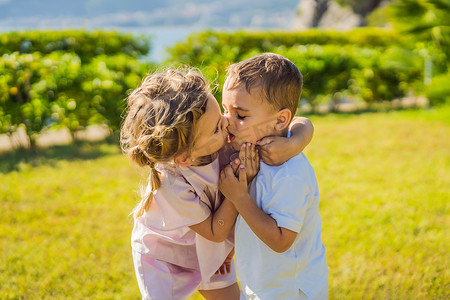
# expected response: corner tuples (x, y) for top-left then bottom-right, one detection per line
(174, 152), (194, 167)
(275, 108), (292, 131)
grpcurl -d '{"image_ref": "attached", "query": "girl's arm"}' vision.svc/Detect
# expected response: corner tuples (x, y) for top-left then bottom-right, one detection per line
(189, 199), (238, 243)
(257, 117), (314, 166)
(219, 164), (297, 253)
(190, 143), (260, 243)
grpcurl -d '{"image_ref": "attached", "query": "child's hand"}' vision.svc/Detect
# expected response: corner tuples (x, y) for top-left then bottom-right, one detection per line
(215, 248), (234, 275)
(219, 163), (248, 205)
(230, 143), (260, 183)
(257, 136), (293, 166)
(257, 117), (313, 166)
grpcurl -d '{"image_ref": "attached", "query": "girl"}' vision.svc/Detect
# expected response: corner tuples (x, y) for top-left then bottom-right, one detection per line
(120, 68), (313, 299)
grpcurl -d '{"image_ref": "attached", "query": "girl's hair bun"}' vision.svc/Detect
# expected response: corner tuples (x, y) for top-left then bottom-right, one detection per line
(128, 144), (152, 167)
(138, 132), (162, 159)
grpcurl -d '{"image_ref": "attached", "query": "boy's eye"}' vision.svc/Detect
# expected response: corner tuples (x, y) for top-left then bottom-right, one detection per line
(237, 114), (246, 120)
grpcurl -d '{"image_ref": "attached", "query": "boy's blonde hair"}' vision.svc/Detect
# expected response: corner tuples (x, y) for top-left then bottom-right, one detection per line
(225, 53), (303, 119)
(120, 68), (210, 218)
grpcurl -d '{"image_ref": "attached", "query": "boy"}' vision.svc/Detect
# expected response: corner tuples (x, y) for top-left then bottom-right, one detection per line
(219, 53), (328, 299)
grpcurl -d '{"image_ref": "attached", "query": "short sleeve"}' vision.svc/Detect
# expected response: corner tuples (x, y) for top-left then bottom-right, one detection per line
(145, 173), (212, 231)
(260, 177), (310, 233)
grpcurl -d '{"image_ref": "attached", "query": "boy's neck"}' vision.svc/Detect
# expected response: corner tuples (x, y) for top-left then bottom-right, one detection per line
(268, 127), (289, 138)
(280, 128), (289, 138)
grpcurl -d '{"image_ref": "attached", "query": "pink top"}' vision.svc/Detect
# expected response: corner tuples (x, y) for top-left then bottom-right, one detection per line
(131, 156), (234, 281)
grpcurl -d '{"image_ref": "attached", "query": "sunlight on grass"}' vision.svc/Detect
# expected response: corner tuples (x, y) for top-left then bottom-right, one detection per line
(1, 107), (449, 299)
(307, 107), (450, 299)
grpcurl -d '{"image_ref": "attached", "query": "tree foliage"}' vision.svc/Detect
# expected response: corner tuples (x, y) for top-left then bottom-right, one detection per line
(335, 0), (385, 18)
(387, 0), (450, 70)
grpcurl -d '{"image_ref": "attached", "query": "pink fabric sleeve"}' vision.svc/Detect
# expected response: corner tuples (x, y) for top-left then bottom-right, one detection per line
(145, 172), (212, 231)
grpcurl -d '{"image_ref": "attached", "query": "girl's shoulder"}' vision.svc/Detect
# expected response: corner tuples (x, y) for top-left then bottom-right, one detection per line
(155, 163), (193, 192)
(156, 162), (181, 178)
(145, 163), (212, 230)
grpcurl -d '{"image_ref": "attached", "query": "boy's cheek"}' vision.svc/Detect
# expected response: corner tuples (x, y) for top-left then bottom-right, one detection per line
(235, 125), (254, 140)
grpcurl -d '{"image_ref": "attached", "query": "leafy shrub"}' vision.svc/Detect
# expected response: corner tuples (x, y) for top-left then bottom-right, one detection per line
(0, 51), (153, 148)
(348, 46), (422, 103)
(0, 30), (151, 62)
(80, 54), (152, 131)
(166, 29), (422, 106)
(0, 30), (155, 148)
(276, 45), (358, 104)
(0, 52), (61, 147)
(167, 28), (404, 66)
(0, 28), (435, 150)
(425, 73), (450, 106)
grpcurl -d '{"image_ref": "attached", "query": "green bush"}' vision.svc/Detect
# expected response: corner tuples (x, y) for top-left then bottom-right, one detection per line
(167, 28), (404, 66)
(348, 46), (422, 103)
(0, 50), (153, 148)
(0, 28), (436, 149)
(273, 45), (421, 104)
(81, 54), (152, 131)
(0, 52), (61, 147)
(167, 43), (422, 106)
(276, 45), (358, 104)
(425, 73), (450, 106)
(166, 29), (422, 106)
(0, 30), (151, 62)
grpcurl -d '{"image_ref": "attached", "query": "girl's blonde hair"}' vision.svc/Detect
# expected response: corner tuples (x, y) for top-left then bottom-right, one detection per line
(120, 68), (210, 218)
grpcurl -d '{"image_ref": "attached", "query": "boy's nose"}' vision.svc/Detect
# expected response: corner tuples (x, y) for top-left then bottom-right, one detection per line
(222, 115), (229, 129)
(223, 113), (232, 126)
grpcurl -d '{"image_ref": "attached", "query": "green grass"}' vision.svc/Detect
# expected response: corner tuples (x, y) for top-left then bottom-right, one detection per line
(1, 107), (449, 299)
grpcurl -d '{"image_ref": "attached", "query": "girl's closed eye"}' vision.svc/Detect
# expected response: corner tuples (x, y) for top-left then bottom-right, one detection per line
(214, 118), (223, 134)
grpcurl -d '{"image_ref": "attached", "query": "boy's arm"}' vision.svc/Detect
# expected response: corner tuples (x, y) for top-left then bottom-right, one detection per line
(257, 117), (314, 166)
(189, 198), (238, 243)
(219, 165), (297, 253)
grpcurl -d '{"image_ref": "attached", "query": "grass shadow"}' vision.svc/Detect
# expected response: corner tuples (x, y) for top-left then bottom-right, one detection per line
(0, 132), (121, 173)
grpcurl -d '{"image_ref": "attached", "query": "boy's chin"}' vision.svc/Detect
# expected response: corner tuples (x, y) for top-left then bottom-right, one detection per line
(228, 135), (256, 151)
(231, 140), (251, 151)
(229, 140), (241, 151)
(232, 144), (241, 151)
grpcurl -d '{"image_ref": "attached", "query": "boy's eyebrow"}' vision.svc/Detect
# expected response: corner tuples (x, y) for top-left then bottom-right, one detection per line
(222, 103), (249, 112)
(232, 105), (249, 112)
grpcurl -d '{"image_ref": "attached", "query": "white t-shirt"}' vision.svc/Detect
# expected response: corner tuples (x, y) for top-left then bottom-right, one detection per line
(235, 153), (328, 299)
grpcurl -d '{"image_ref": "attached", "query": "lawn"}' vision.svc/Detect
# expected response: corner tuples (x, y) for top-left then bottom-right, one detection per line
(1, 107), (449, 299)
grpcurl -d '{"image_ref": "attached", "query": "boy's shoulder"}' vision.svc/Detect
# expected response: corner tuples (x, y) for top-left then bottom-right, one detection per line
(261, 152), (312, 175)
(258, 153), (317, 188)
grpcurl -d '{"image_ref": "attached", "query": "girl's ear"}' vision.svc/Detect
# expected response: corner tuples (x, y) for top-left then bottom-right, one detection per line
(174, 152), (194, 167)
(275, 108), (292, 131)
